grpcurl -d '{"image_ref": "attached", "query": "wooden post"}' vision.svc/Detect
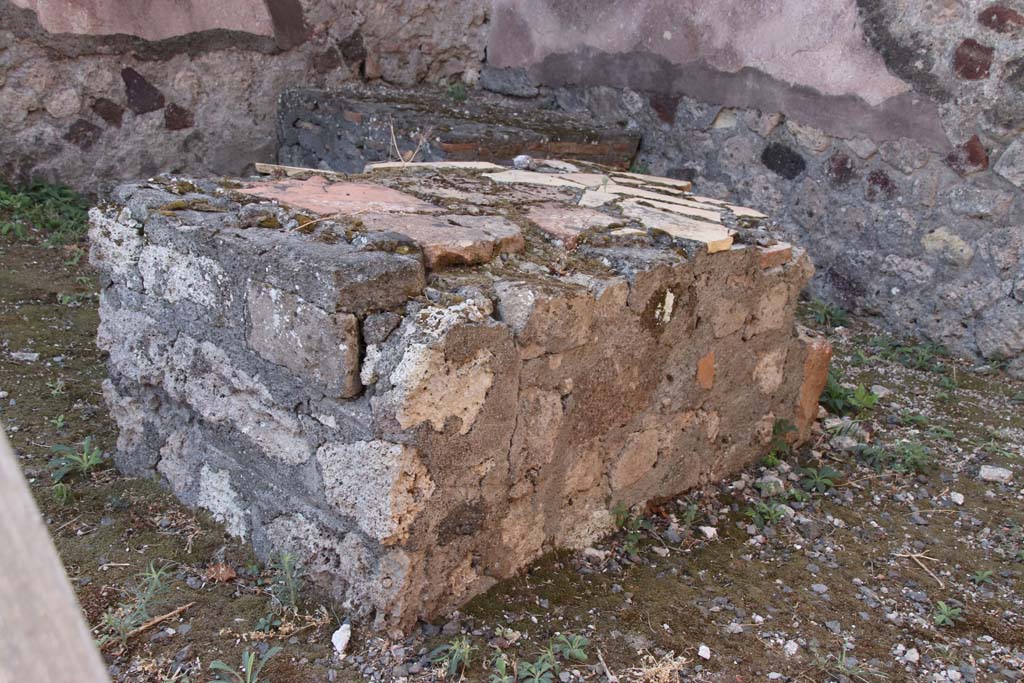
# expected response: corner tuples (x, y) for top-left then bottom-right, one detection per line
(0, 427), (110, 683)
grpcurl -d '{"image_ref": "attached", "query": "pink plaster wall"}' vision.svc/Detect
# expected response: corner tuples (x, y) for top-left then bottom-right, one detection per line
(489, 0), (910, 107)
(9, 0), (274, 40)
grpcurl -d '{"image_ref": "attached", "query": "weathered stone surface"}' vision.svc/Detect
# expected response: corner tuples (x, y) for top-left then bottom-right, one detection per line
(277, 87), (640, 173)
(794, 327), (833, 440)
(921, 228), (974, 268)
(479, 65), (539, 98)
(92, 163), (826, 634)
(239, 175), (442, 215)
(358, 213), (524, 269)
(946, 135), (989, 176)
(953, 39), (994, 81)
(758, 243), (793, 269)
(526, 203), (621, 250)
(121, 67), (165, 114)
(696, 351), (715, 389)
(317, 440), (434, 544)
(164, 103), (195, 131)
(64, 119), (102, 150)
(761, 143), (806, 179)
(247, 282), (362, 398)
(994, 137), (1024, 188)
(978, 5), (1024, 34)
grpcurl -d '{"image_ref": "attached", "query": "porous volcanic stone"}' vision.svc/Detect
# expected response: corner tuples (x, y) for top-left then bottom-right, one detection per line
(90, 161), (829, 634)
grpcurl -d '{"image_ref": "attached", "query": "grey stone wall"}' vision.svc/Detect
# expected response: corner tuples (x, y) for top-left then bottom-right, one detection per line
(482, 0), (1024, 375)
(0, 0), (489, 189)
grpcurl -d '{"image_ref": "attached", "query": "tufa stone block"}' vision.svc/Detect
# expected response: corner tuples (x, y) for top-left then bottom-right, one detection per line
(91, 161), (828, 635)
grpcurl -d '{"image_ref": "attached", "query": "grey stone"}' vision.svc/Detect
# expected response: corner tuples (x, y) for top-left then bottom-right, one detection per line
(479, 66), (539, 98)
(978, 465), (1013, 483)
(247, 282), (362, 398)
(364, 312), (403, 345)
(994, 137), (1024, 188)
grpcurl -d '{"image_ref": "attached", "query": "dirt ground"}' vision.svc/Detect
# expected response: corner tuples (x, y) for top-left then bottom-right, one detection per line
(2, 235), (1023, 683)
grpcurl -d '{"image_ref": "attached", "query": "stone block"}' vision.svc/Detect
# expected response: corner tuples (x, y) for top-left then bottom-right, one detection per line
(91, 162), (827, 634)
(277, 87), (641, 173)
(247, 282), (362, 398)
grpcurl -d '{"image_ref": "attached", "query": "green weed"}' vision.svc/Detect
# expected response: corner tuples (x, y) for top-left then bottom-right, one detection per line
(0, 181), (89, 244)
(269, 551), (303, 610)
(254, 612), (282, 633)
(552, 633), (588, 662)
(489, 652), (515, 683)
(744, 501), (784, 530)
(49, 436), (105, 482)
(447, 82), (468, 102)
(518, 655), (554, 683)
(430, 636), (476, 679)
(800, 466), (841, 493)
(820, 370), (854, 415)
(763, 418), (796, 467)
(51, 481), (72, 506)
(98, 562), (172, 648)
(970, 569), (994, 585)
(209, 646), (281, 683)
(807, 299), (849, 328)
(933, 601), (963, 628)
(871, 336), (946, 372)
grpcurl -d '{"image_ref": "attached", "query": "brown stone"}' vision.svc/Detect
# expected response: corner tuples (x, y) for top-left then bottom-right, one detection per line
(866, 169), (896, 201)
(827, 151), (855, 186)
(121, 67), (165, 114)
(648, 92), (681, 124)
(91, 98), (124, 127)
(978, 4), (1024, 33)
(343, 110), (363, 124)
(757, 243), (792, 269)
(794, 327), (833, 440)
(696, 351), (715, 389)
(953, 39), (994, 80)
(945, 135), (989, 175)
(64, 119), (102, 150)
(164, 103), (194, 131)
(526, 203), (621, 250)
(359, 213), (524, 269)
(238, 175), (442, 215)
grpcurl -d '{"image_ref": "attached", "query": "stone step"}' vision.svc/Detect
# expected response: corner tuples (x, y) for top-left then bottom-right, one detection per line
(276, 86), (641, 173)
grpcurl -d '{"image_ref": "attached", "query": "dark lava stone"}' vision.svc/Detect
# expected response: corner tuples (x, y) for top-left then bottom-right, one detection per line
(761, 142), (806, 179)
(121, 67), (165, 115)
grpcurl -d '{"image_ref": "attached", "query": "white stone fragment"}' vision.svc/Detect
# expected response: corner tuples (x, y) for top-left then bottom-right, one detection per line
(331, 622), (351, 657)
(979, 465), (1013, 483)
(483, 169), (585, 189)
(364, 160), (503, 172)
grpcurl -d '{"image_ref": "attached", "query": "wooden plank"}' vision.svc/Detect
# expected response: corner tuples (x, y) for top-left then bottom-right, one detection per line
(0, 428), (110, 683)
